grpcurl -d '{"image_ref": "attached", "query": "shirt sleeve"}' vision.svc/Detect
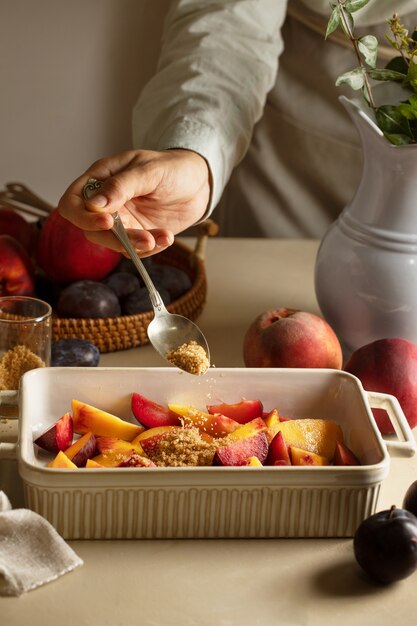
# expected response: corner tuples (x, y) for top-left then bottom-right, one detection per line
(132, 0), (288, 215)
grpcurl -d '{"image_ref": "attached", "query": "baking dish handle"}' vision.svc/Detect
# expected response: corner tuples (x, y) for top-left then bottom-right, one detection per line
(0, 390), (18, 460)
(367, 391), (416, 456)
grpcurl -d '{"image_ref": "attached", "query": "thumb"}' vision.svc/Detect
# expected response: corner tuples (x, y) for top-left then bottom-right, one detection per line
(85, 167), (159, 214)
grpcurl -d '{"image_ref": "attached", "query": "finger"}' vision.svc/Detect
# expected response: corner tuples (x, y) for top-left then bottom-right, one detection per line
(58, 191), (114, 231)
(83, 165), (160, 215)
(85, 228), (174, 256)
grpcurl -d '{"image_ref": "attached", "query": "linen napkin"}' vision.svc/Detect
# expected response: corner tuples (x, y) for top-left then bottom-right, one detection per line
(0, 491), (83, 596)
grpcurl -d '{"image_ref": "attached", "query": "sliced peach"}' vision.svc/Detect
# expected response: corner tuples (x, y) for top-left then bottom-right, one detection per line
(96, 436), (144, 456)
(206, 399), (263, 424)
(168, 403), (240, 438)
(263, 408), (280, 442)
(72, 399), (144, 440)
(226, 417), (268, 442)
(273, 418), (343, 459)
(266, 431), (291, 466)
(64, 431), (97, 467)
(85, 459), (105, 468)
(131, 392), (180, 428)
(47, 450), (78, 469)
(246, 456), (263, 466)
(131, 425), (181, 445)
(290, 446), (329, 466)
(34, 412), (73, 453)
(213, 432), (268, 466)
(333, 441), (360, 466)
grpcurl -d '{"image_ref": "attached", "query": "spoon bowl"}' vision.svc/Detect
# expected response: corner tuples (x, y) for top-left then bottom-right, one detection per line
(82, 178), (210, 375)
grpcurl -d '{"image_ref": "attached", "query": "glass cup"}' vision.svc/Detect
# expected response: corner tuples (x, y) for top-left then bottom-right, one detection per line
(0, 296), (52, 391)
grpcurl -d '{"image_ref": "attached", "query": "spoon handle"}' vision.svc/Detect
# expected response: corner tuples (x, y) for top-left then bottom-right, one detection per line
(82, 177), (166, 314)
(110, 213), (166, 313)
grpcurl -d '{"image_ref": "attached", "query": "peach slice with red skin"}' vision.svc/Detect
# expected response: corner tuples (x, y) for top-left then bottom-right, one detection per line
(266, 431), (291, 466)
(226, 417), (268, 442)
(64, 431), (97, 467)
(271, 418), (343, 459)
(333, 441), (360, 466)
(96, 436), (145, 456)
(34, 412), (73, 453)
(168, 404), (240, 438)
(47, 450), (78, 469)
(206, 399), (263, 424)
(131, 392), (180, 428)
(214, 432), (269, 466)
(72, 399), (144, 440)
(290, 446), (329, 466)
(263, 408), (281, 442)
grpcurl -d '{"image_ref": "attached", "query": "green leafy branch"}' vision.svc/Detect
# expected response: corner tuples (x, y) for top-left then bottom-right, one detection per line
(327, 0), (417, 144)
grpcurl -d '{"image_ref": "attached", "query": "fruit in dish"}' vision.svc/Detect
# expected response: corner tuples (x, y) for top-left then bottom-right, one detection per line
(35, 394), (361, 470)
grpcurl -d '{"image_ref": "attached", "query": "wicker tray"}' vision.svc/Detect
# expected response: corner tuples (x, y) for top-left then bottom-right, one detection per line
(52, 236), (209, 352)
(0, 182), (217, 353)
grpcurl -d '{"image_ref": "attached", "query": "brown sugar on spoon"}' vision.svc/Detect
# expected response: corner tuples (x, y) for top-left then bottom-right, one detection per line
(166, 339), (209, 375)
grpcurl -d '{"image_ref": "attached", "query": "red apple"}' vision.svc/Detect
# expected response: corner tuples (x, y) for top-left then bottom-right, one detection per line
(344, 338), (417, 434)
(37, 209), (121, 284)
(243, 307), (343, 369)
(0, 207), (38, 255)
(0, 234), (35, 295)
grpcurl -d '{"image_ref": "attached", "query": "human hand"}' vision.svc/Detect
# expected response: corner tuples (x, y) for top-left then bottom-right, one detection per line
(58, 148), (211, 257)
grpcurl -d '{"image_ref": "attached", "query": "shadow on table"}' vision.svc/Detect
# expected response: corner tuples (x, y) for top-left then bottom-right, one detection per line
(311, 559), (387, 598)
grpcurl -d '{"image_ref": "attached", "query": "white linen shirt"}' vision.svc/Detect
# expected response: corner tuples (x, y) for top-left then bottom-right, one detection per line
(132, 0), (417, 237)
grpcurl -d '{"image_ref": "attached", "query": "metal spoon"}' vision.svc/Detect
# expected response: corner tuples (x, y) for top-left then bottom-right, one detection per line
(82, 178), (210, 375)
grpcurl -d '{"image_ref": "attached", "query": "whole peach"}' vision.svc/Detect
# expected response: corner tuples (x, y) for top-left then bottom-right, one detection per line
(344, 338), (417, 434)
(243, 308), (343, 369)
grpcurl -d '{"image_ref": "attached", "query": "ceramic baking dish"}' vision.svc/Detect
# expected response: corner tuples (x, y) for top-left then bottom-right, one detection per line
(2, 367), (416, 539)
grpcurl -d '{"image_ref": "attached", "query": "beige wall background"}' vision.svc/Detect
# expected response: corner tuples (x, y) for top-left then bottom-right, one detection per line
(0, 0), (170, 207)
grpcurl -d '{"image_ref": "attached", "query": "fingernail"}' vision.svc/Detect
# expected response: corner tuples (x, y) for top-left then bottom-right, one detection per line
(156, 234), (174, 247)
(89, 194), (108, 208)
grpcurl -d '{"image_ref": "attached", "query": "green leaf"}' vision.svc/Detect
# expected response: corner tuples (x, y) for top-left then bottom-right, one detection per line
(367, 68), (407, 82)
(335, 67), (365, 90)
(326, 6), (340, 39)
(339, 9), (354, 38)
(412, 29), (417, 42)
(358, 35), (378, 68)
(376, 105), (413, 138)
(398, 95), (417, 119)
(406, 62), (417, 91)
(345, 0), (372, 13)
(385, 56), (409, 74)
(383, 132), (414, 145)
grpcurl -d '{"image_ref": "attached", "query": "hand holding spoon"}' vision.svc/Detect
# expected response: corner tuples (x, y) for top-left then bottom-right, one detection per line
(82, 178), (210, 375)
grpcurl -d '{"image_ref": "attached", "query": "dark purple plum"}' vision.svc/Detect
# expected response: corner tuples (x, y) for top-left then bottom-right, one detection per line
(115, 256), (153, 277)
(56, 280), (121, 318)
(122, 287), (171, 315)
(149, 264), (192, 300)
(353, 506), (417, 584)
(51, 338), (100, 367)
(103, 271), (141, 300)
(403, 480), (417, 517)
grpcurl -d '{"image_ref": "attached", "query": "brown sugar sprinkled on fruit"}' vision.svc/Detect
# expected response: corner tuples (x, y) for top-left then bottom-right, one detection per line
(0, 345), (45, 390)
(166, 340), (209, 375)
(146, 426), (221, 466)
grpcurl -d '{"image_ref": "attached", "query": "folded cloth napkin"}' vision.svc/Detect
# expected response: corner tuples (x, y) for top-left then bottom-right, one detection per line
(0, 491), (83, 596)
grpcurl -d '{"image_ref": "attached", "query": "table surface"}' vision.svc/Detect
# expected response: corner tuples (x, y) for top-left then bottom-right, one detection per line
(1, 238), (416, 626)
